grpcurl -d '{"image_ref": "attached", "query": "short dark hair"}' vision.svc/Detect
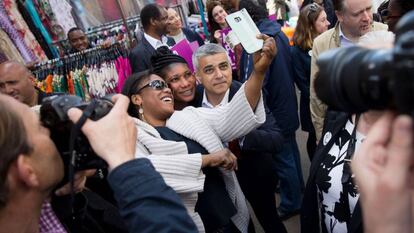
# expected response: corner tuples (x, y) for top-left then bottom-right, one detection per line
(239, 0), (268, 22)
(332, 0), (345, 12)
(121, 71), (153, 118)
(393, 0), (414, 16)
(0, 97), (32, 208)
(141, 4), (163, 31)
(67, 27), (84, 39)
(151, 46), (188, 78)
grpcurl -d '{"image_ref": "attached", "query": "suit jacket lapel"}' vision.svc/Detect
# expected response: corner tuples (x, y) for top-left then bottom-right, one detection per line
(142, 37), (156, 54)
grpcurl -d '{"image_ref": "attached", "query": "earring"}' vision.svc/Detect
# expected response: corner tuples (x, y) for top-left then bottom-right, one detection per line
(138, 105), (147, 123)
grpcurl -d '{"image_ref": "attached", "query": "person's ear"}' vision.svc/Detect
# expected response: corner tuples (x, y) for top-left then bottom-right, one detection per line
(16, 156), (39, 188)
(131, 94), (143, 106)
(150, 17), (158, 27)
(335, 10), (344, 22)
(194, 71), (203, 84)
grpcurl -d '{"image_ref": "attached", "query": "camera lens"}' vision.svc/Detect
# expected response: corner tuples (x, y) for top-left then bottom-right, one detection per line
(315, 47), (392, 113)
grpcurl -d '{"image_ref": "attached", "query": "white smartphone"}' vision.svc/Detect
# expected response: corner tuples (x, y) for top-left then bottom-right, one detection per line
(225, 9), (263, 54)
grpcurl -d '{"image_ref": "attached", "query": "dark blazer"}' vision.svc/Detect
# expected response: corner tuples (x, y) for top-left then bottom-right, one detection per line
(167, 27), (205, 47)
(239, 19), (299, 136)
(108, 158), (199, 233)
(129, 35), (175, 73)
(291, 45), (313, 132)
(301, 111), (363, 233)
(191, 80), (284, 153)
(182, 27), (205, 46)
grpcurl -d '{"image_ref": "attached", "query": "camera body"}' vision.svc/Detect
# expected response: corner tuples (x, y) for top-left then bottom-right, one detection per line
(40, 95), (113, 171)
(315, 11), (414, 114)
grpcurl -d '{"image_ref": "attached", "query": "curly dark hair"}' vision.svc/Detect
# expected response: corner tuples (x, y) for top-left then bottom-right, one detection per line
(238, 0), (268, 23)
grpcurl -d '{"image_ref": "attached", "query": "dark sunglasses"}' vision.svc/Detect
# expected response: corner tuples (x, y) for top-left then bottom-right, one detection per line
(136, 79), (168, 93)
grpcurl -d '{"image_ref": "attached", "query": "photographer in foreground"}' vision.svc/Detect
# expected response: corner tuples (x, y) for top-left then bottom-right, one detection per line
(0, 93), (197, 233)
(352, 112), (414, 233)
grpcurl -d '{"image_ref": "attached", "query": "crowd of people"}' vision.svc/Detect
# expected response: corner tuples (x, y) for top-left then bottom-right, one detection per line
(0, 0), (414, 232)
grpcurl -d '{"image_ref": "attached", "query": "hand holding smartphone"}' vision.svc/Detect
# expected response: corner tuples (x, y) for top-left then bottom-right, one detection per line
(225, 9), (263, 54)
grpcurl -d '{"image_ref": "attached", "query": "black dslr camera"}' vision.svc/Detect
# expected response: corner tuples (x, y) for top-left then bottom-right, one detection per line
(315, 11), (414, 114)
(40, 95), (113, 171)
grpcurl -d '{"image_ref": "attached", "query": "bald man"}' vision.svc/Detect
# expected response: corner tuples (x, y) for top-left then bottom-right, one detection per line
(0, 61), (44, 107)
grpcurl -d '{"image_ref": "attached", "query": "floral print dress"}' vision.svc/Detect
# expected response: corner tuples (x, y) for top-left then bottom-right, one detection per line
(315, 119), (365, 233)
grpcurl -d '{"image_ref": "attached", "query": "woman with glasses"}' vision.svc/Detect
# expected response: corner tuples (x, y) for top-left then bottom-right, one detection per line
(121, 35), (276, 233)
(291, 3), (330, 161)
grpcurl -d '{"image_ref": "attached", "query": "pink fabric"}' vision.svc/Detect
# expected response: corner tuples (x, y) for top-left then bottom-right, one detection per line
(170, 39), (195, 71)
(115, 56), (132, 93)
(2, 0), (48, 62)
(39, 201), (67, 233)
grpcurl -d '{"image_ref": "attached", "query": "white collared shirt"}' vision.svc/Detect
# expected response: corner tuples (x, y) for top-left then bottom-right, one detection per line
(201, 89), (244, 147)
(144, 33), (169, 49)
(338, 25), (356, 48)
(201, 89), (230, 109)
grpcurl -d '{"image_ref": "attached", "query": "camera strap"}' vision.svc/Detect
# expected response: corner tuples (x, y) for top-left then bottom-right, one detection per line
(68, 100), (99, 216)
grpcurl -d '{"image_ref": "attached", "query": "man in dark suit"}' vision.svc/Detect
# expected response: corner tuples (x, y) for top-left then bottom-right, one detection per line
(129, 4), (174, 73)
(191, 43), (287, 233)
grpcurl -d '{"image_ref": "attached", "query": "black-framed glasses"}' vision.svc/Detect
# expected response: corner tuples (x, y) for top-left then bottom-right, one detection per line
(136, 80), (168, 93)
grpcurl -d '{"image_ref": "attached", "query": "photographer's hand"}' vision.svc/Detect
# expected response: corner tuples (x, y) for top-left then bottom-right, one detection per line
(55, 169), (96, 196)
(352, 112), (414, 233)
(68, 94), (137, 170)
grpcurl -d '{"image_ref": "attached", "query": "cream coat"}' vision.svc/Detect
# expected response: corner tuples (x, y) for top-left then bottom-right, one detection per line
(134, 84), (266, 233)
(310, 22), (388, 141)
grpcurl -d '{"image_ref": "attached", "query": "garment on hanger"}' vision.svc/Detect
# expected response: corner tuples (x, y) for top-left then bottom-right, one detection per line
(0, 3), (37, 63)
(0, 27), (25, 63)
(48, 0), (76, 35)
(16, 0), (54, 58)
(23, 0), (59, 58)
(37, 0), (66, 40)
(0, 50), (7, 63)
(33, 44), (131, 100)
(2, 0), (48, 62)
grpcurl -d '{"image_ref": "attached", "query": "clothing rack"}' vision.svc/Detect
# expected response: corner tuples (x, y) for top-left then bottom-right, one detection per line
(52, 16), (140, 54)
(33, 43), (132, 100)
(86, 15), (141, 34)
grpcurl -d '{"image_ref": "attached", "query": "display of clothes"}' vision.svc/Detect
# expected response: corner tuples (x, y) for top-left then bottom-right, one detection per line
(37, 0), (66, 40)
(33, 44), (132, 100)
(23, 0), (59, 58)
(2, 0), (48, 62)
(0, 2), (37, 63)
(0, 27), (24, 62)
(15, 0), (54, 59)
(48, 0), (76, 35)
